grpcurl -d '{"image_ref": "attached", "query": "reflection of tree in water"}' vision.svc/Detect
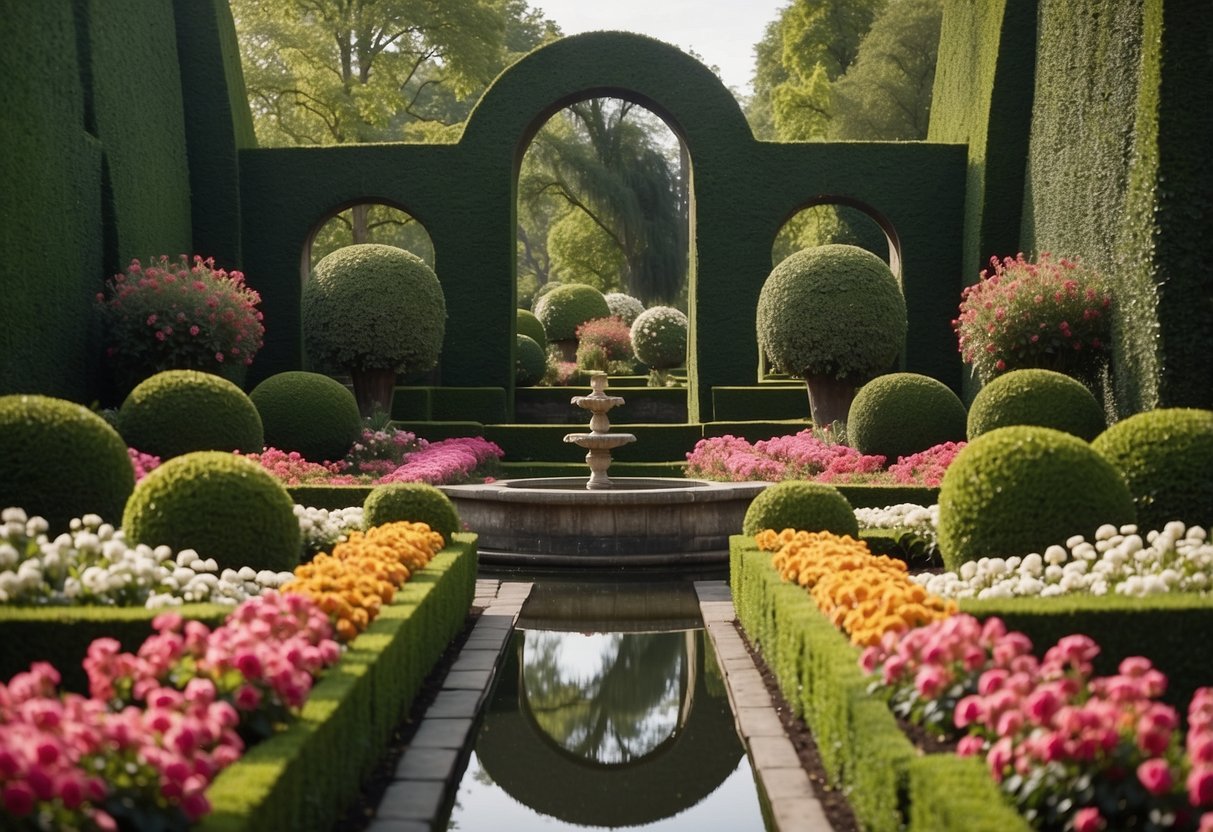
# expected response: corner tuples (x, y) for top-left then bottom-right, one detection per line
(521, 631), (685, 764)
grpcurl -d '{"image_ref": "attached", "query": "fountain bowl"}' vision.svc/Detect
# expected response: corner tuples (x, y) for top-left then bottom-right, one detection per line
(438, 477), (767, 566)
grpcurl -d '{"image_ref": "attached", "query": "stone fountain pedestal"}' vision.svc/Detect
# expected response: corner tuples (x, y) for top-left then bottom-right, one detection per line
(563, 373), (636, 489)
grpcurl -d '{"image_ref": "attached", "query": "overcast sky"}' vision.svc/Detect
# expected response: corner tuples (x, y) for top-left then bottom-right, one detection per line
(531, 0), (789, 96)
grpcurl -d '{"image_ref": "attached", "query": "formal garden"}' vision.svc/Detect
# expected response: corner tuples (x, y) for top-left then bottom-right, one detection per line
(1, 0), (1210, 830)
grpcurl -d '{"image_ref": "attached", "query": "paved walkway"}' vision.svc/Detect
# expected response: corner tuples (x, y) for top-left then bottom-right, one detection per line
(367, 578), (832, 832)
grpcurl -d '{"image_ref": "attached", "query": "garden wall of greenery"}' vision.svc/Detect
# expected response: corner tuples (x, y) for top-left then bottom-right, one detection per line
(0, 1), (1207, 420)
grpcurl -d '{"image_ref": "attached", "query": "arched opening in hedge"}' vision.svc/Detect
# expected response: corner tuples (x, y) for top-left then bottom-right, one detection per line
(301, 200), (435, 277)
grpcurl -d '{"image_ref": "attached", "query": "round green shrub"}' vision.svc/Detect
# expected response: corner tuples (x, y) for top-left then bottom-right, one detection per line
(516, 308), (547, 346)
(535, 283), (610, 341)
(363, 482), (460, 539)
(249, 371), (361, 462)
(122, 451), (301, 572)
(757, 244), (906, 382)
(0, 395), (135, 530)
(302, 244), (446, 374)
(967, 369), (1105, 441)
(604, 292), (645, 326)
(516, 335), (548, 387)
(117, 370), (263, 460)
(937, 426), (1135, 571)
(741, 481), (859, 537)
(530, 281), (561, 314)
(847, 373), (967, 461)
(630, 306), (688, 370)
(1092, 408), (1213, 531)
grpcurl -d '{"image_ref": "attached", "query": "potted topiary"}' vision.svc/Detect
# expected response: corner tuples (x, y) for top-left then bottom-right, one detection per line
(535, 283), (610, 361)
(301, 244), (446, 416)
(757, 245), (907, 426)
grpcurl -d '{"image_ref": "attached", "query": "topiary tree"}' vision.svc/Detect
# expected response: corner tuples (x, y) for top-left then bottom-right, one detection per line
(756, 244), (907, 426)
(517, 308), (548, 346)
(1092, 408), (1213, 531)
(302, 244), (446, 416)
(122, 451), (301, 573)
(535, 283), (611, 355)
(0, 395), (135, 531)
(516, 334), (548, 387)
(741, 481), (859, 537)
(630, 306), (688, 385)
(604, 292), (645, 326)
(967, 369), (1106, 441)
(249, 371), (362, 463)
(117, 370), (264, 460)
(847, 373), (967, 462)
(937, 426), (1135, 571)
(363, 482), (460, 539)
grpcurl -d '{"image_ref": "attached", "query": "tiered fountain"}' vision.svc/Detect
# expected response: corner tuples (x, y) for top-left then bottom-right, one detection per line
(439, 374), (765, 566)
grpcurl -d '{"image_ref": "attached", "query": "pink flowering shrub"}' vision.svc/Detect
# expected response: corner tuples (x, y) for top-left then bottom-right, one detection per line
(953, 252), (1111, 384)
(238, 448), (357, 486)
(127, 447), (161, 481)
(97, 255), (265, 379)
(685, 431), (960, 487)
(344, 426), (421, 477)
(85, 591), (340, 742)
(379, 437), (503, 485)
(862, 614), (1213, 831)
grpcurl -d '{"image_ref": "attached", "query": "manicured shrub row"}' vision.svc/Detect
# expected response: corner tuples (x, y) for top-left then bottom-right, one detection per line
(730, 536), (1026, 832)
(196, 536), (476, 832)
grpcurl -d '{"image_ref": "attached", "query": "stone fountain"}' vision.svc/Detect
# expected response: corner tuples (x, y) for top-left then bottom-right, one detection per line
(438, 375), (766, 566)
(563, 372), (636, 489)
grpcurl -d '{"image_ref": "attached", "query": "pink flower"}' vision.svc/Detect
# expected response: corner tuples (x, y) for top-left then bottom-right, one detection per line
(1073, 807), (1106, 832)
(1137, 758), (1174, 796)
(1190, 768), (1213, 806)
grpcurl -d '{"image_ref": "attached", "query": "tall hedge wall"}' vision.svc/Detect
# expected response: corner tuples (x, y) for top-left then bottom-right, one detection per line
(0, 2), (248, 402)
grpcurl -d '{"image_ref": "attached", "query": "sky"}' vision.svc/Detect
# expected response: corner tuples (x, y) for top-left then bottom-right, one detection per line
(531, 0), (790, 96)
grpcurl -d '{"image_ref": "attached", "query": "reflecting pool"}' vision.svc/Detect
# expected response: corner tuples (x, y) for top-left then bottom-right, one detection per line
(442, 581), (770, 831)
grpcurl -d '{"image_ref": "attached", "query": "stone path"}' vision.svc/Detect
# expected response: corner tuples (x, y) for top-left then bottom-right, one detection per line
(367, 578), (832, 832)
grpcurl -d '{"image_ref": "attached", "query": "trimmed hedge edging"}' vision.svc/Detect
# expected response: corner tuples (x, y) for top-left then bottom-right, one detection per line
(196, 534), (477, 832)
(730, 536), (1028, 832)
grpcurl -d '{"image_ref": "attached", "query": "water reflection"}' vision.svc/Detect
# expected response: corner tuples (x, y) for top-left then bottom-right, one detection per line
(522, 631), (687, 764)
(443, 581), (769, 831)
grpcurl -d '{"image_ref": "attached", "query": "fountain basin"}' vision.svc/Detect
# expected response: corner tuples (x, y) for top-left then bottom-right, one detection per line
(438, 477), (767, 566)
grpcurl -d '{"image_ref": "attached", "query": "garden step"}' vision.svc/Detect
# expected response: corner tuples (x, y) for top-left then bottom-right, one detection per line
(514, 385), (686, 424)
(711, 385), (810, 421)
(484, 423), (704, 463)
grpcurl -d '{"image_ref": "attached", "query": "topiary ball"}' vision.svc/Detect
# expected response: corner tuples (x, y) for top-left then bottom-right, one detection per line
(847, 373), (967, 461)
(757, 244), (906, 382)
(535, 283), (610, 342)
(967, 369), (1105, 440)
(517, 308), (547, 346)
(516, 335), (548, 387)
(363, 482), (460, 539)
(249, 371), (362, 463)
(604, 292), (645, 326)
(742, 481), (859, 537)
(302, 244), (446, 375)
(117, 370), (263, 460)
(530, 281), (561, 314)
(630, 306), (688, 370)
(937, 426), (1135, 571)
(1092, 408), (1213, 531)
(122, 451), (301, 572)
(0, 395), (135, 531)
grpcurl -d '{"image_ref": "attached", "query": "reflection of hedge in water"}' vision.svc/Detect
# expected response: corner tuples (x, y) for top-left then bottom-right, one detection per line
(475, 630), (743, 827)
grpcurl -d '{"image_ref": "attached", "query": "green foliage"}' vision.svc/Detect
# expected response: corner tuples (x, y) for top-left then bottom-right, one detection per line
(249, 371), (361, 463)
(117, 370), (264, 460)
(741, 481), (859, 537)
(302, 244), (446, 375)
(937, 426), (1135, 571)
(1092, 408), (1213, 531)
(516, 308), (547, 345)
(604, 292), (645, 326)
(515, 334), (548, 387)
(772, 205), (888, 266)
(535, 283), (610, 341)
(757, 244), (907, 382)
(847, 373), (966, 461)
(122, 451), (301, 573)
(363, 482), (461, 539)
(967, 369), (1106, 441)
(546, 209), (626, 291)
(0, 395), (134, 531)
(630, 307), (688, 371)
(831, 0), (943, 140)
